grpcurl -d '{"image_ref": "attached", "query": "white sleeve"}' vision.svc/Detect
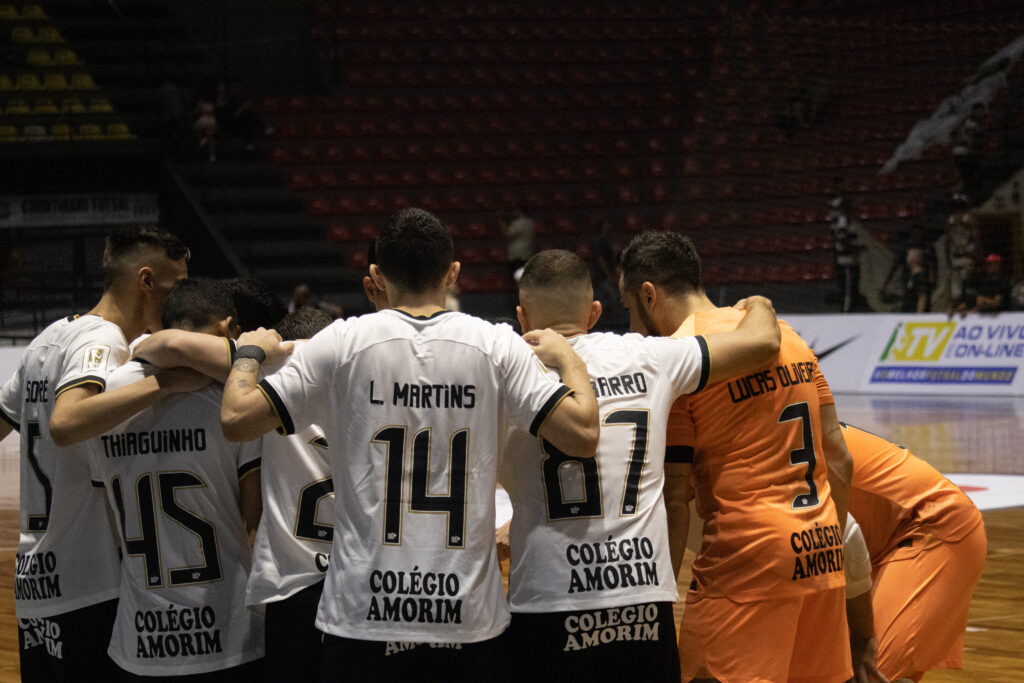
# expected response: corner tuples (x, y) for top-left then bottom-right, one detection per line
(259, 325), (342, 435)
(0, 360), (24, 430)
(497, 328), (574, 438)
(55, 325), (129, 398)
(645, 335), (712, 398)
(844, 513), (872, 599)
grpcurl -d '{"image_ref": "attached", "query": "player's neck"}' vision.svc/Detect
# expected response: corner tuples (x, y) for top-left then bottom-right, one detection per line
(662, 290), (714, 332)
(88, 288), (149, 343)
(389, 287), (448, 317)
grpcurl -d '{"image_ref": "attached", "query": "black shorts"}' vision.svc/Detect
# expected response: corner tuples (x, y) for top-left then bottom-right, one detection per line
(119, 658), (264, 682)
(265, 579), (326, 681)
(508, 602), (680, 683)
(18, 598), (121, 683)
(319, 629), (511, 683)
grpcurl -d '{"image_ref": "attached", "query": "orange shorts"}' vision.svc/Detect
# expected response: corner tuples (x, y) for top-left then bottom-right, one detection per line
(678, 587), (851, 683)
(871, 522), (987, 681)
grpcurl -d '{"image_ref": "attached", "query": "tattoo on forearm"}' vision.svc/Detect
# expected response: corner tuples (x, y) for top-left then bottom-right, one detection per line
(232, 358), (259, 373)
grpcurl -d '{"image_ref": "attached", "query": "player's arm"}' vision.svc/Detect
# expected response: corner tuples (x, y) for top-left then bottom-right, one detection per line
(664, 462), (693, 578)
(521, 328), (599, 458)
(820, 402), (853, 532)
(685, 295), (781, 385)
(844, 515), (888, 683)
(133, 330), (237, 382)
(222, 329), (288, 442)
(49, 368), (211, 446)
(239, 468), (262, 542)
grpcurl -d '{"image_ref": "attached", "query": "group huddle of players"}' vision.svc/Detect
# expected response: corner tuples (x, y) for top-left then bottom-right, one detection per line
(0, 209), (985, 683)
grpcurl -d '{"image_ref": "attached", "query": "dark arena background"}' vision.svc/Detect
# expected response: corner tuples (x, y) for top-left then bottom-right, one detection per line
(1, 1), (1023, 680)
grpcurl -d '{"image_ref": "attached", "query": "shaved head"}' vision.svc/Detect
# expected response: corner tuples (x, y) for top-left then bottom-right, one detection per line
(518, 250), (594, 330)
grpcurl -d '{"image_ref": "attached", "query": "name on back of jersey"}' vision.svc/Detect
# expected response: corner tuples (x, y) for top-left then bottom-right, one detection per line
(371, 380), (476, 409)
(25, 378), (49, 404)
(100, 428), (207, 458)
(589, 372), (648, 399)
(727, 361), (817, 404)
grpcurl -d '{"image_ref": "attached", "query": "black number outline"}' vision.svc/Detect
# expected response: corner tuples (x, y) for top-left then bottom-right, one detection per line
(158, 471), (223, 586)
(778, 402), (821, 509)
(111, 474), (163, 588)
(24, 421), (51, 532)
(294, 477), (335, 543)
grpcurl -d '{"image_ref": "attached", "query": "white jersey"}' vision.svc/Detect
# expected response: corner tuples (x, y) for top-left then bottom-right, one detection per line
(247, 344), (335, 606)
(500, 332), (710, 613)
(0, 315), (126, 618)
(260, 309), (572, 643)
(88, 361), (264, 676)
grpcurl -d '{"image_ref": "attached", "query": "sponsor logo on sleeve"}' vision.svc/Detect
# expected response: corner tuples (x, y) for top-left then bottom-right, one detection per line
(82, 345), (111, 373)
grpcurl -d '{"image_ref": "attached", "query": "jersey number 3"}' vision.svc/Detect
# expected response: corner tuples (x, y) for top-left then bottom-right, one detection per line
(779, 402), (821, 509)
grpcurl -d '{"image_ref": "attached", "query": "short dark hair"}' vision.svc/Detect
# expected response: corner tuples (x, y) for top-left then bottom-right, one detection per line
(223, 278), (287, 332)
(101, 224), (189, 288)
(375, 208), (453, 293)
(619, 231), (702, 296)
(276, 307), (333, 341)
(161, 277), (234, 331)
(519, 250), (591, 294)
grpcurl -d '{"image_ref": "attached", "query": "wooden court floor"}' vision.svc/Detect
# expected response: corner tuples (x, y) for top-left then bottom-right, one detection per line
(0, 394), (1021, 681)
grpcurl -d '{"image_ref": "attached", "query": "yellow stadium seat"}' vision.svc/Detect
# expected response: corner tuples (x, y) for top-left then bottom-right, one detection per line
(69, 73), (97, 89)
(20, 4), (47, 19)
(3, 97), (29, 114)
(11, 26), (34, 42)
(25, 49), (50, 66)
(106, 122), (134, 139)
(75, 123), (104, 140)
(53, 48), (79, 65)
(42, 73), (68, 90)
(36, 26), (62, 42)
(0, 125), (21, 141)
(32, 97), (57, 114)
(60, 97), (84, 113)
(0, 5), (18, 20)
(88, 96), (112, 113)
(15, 73), (41, 89)
(50, 123), (70, 140)
(0, 75), (13, 90)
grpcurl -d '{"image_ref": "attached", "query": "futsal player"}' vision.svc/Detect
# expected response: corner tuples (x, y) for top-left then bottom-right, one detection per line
(0, 225), (199, 681)
(619, 231), (855, 683)
(88, 278), (265, 679)
(842, 423), (986, 682)
(220, 208), (600, 682)
(501, 250), (781, 682)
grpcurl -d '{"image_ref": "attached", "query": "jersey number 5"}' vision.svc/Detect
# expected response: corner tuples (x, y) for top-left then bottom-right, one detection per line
(111, 472), (222, 588)
(779, 402), (821, 509)
(373, 426), (468, 548)
(542, 409), (649, 521)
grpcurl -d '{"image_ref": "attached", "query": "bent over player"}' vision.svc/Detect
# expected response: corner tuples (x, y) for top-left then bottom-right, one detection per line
(619, 231), (855, 683)
(0, 225), (195, 681)
(501, 250), (781, 682)
(220, 208), (600, 682)
(89, 278), (265, 679)
(842, 423), (985, 682)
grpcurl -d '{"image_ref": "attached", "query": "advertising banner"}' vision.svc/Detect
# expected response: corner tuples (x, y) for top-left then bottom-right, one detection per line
(785, 313), (1024, 396)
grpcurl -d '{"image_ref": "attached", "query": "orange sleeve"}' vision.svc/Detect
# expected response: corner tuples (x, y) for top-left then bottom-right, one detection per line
(813, 361), (835, 407)
(666, 394), (695, 463)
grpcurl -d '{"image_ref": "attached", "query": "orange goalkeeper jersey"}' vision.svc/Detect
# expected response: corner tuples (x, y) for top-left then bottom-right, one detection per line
(842, 423), (982, 564)
(668, 308), (845, 602)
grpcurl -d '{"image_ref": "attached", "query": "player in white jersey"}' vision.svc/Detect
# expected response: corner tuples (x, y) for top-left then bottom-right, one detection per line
(501, 250), (781, 682)
(221, 208), (600, 682)
(0, 225), (197, 681)
(88, 278), (265, 680)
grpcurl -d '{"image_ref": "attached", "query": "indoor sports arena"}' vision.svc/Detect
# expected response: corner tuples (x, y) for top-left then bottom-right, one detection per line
(1, 1), (1022, 681)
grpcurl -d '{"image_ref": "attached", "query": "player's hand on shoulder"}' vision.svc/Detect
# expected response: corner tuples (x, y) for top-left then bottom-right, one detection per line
(733, 294), (775, 314)
(522, 328), (573, 369)
(237, 328), (294, 364)
(156, 366), (213, 394)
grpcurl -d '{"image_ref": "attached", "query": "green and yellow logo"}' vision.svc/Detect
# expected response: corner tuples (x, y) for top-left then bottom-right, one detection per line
(880, 322), (955, 362)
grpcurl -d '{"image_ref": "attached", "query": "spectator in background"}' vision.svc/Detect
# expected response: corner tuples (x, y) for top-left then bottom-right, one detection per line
(946, 212), (978, 306)
(288, 282), (343, 319)
(194, 98), (217, 162)
(503, 208), (535, 282)
(972, 253), (1011, 313)
(901, 247), (932, 313)
(952, 103), (986, 203)
(881, 224), (936, 306)
(828, 178), (862, 312)
(216, 79), (263, 153)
